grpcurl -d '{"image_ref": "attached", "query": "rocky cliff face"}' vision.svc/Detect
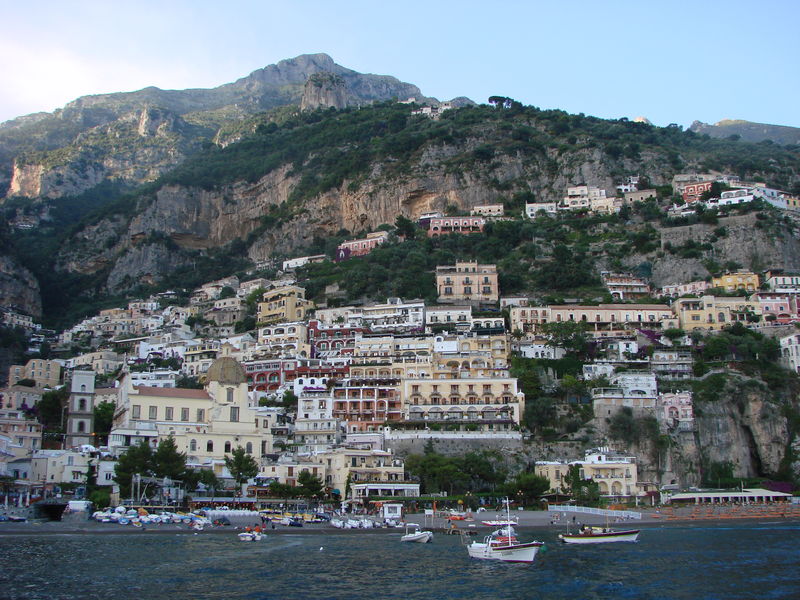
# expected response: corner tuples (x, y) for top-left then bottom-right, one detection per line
(6, 107), (206, 199)
(301, 73), (348, 111)
(0, 255), (41, 317)
(652, 213), (800, 286)
(0, 54), (438, 201)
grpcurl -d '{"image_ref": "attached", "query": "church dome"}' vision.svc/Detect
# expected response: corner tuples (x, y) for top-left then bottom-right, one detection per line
(206, 356), (246, 385)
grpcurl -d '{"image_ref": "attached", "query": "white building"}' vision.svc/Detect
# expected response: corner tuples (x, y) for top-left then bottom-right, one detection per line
(524, 202), (558, 218)
(591, 371), (658, 417)
(129, 369), (180, 388)
(779, 333), (800, 373)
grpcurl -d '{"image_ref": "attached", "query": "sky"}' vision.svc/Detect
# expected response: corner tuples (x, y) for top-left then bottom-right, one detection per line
(2, 0), (799, 128)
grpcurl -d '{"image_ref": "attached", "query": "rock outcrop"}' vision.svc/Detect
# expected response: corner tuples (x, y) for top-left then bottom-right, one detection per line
(0, 53), (436, 201)
(0, 255), (41, 317)
(301, 73), (348, 111)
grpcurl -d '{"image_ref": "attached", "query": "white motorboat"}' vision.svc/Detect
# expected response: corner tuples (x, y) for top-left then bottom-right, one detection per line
(481, 517), (518, 527)
(238, 531), (263, 541)
(466, 499), (543, 563)
(559, 525), (640, 544)
(400, 525), (433, 543)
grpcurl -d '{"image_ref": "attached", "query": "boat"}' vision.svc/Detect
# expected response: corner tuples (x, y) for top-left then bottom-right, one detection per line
(467, 525), (543, 563)
(466, 499), (543, 563)
(238, 531), (263, 541)
(400, 524), (433, 543)
(481, 517), (518, 527)
(558, 525), (640, 544)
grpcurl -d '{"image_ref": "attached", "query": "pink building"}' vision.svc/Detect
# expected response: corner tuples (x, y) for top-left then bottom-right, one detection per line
(307, 320), (369, 358)
(682, 181), (713, 203)
(660, 280), (710, 298)
(427, 217), (485, 237)
(752, 292), (799, 324)
(658, 392), (693, 429)
(336, 231), (390, 261)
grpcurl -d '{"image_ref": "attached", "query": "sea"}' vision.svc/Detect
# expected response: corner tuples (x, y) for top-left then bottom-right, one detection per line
(2, 522), (799, 600)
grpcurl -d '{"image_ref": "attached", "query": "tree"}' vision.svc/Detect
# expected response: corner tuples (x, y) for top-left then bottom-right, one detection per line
(394, 215), (417, 239)
(114, 440), (155, 499)
(153, 436), (188, 480)
(506, 472), (551, 504)
(197, 469), (221, 496)
(93, 401), (115, 445)
(218, 286), (236, 300)
(36, 387), (70, 430)
(562, 463), (601, 505)
(224, 446), (259, 488)
(297, 470), (325, 498)
(405, 450), (468, 495)
(539, 320), (591, 356)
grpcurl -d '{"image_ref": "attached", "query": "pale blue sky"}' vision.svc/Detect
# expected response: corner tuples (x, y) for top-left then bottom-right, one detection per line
(2, 0), (798, 128)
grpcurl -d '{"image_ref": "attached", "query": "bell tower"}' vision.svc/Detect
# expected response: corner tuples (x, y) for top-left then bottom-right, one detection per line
(65, 371), (96, 449)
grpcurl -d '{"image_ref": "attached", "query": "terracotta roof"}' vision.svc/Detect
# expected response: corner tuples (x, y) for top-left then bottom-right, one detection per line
(134, 386), (210, 399)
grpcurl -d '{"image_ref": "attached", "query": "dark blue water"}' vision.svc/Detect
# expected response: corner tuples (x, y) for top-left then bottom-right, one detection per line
(2, 523), (799, 599)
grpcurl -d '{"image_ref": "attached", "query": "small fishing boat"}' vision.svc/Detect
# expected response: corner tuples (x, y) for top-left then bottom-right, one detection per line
(466, 499), (543, 563)
(400, 524), (433, 543)
(559, 525), (640, 544)
(238, 531), (263, 541)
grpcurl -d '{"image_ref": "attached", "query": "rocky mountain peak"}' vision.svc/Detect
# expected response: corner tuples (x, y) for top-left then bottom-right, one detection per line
(301, 72), (348, 111)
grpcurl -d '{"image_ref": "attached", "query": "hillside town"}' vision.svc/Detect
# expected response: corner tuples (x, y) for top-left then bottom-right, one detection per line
(2, 172), (800, 513)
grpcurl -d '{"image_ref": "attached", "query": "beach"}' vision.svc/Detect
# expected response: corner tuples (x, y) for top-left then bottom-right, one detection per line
(3, 503), (799, 537)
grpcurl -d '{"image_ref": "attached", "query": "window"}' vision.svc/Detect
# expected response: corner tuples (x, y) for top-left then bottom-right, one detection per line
(206, 440), (213, 452)
(224, 441), (232, 453)
(246, 442), (253, 454)
(78, 398), (86, 411)
(190, 439), (197, 451)
(77, 421), (85, 433)
(196, 409), (205, 422)
(149, 406), (157, 420)
(230, 407), (239, 422)
(165, 407), (174, 421)
(226, 388), (234, 403)
(181, 408), (189, 421)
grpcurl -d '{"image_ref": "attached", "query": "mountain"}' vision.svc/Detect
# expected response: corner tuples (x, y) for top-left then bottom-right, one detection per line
(689, 119), (800, 146)
(1, 56), (799, 327)
(0, 53), (442, 200)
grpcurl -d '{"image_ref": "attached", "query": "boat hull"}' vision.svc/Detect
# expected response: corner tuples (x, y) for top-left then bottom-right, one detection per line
(400, 531), (433, 543)
(467, 541), (542, 563)
(559, 529), (640, 544)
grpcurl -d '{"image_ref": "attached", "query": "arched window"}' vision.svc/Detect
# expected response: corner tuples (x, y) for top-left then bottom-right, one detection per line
(246, 442), (253, 454)
(227, 388), (234, 403)
(206, 440), (213, 452)
(78, 398), (86, 411)
(77, 421), (85, 433)
(190, 439), (197, 452)
(80, 384), (86, 392)
(224, 441), (232, 453)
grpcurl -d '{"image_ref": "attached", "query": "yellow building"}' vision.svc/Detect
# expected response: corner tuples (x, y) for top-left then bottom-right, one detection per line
(111, 356), (268, 476)
(535, 448), (640, 498)
(510, 303), (675, 338)
(674, 295), (760, 331)
(711, 271), (760, 293)
(308, 447), (416, 501)
(257, 285), (315, 325)
(256, 322), (310, 358)
(401, 376), (524, 430)
(7, 359), (62, 388)
(436, 261), (499, 305)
